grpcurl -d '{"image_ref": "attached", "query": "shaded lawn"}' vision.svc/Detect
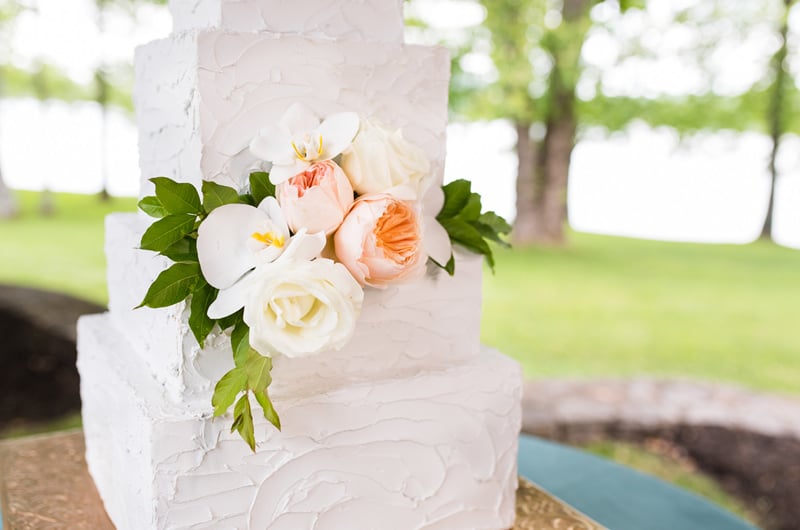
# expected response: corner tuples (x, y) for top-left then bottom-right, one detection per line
(482, 234), (800, 394)
(0, 191), (137, 304)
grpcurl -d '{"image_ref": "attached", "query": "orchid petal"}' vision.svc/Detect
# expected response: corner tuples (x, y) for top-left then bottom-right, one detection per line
(207, 271), (256, 319)
(270, 160), (309, 184)
(250, 124), (295, 165)
(424, 218), (452, 266)
(258, 196), (290, 239)
(281, 229), (327, 262)
(196, 204), (267, 289)
(280, 103), (321, 134)
(318, 112), (360, 159)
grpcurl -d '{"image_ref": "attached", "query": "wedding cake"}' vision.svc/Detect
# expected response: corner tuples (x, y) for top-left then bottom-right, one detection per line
(77, 0), (523, 528)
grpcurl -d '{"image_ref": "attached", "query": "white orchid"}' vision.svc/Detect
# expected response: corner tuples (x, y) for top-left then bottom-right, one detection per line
(420, 182), (453, 266)
(207, 229), (326, 319)
(250, 103), (360, 185)
(196, 197), (290, 291)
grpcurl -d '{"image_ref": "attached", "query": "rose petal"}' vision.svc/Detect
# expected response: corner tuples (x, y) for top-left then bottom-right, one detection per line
(280, 103), (321, 134)
(423, 217), (452, 265)
(270, 160), (309, 184)
(250, 124), (294, 165)
(207, 271), (256, 319)
(318, 112), (360, 159)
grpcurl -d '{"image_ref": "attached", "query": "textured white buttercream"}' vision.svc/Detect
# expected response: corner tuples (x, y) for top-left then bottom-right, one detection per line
(79, 314), (522, 530)
(169, 0), (404, 43)
(134, 31), (449, 196)
(106, 212), (483, 405)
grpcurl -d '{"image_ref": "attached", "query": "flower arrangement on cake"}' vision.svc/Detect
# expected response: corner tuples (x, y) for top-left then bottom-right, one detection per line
(136, 103), (510, 449)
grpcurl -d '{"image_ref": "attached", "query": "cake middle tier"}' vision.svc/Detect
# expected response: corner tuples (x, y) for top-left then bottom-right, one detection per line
(107, 212), (483, 404)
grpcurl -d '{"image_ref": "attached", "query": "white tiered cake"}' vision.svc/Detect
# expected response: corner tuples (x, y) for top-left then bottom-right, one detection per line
(77, 1), (523, 528)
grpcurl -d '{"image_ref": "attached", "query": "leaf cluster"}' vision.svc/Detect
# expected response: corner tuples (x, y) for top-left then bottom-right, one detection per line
(433, 179), (511, 275)
(211, 316), (281, 451)
(136, 173), (280, 449)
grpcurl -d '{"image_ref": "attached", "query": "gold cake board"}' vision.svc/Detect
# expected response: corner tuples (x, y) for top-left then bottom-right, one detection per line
(0, 430), (604, 529)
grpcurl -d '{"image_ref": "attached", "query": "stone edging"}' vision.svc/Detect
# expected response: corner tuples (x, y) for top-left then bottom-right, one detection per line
(522, 378), (800, 440)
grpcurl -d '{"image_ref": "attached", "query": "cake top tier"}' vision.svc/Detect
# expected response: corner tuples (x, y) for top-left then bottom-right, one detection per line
(169, 0), (404, 43)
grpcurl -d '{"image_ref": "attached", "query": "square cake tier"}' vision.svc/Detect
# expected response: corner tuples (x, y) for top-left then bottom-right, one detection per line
(79, 313), (522, 530)
(134, 30), (449, 196)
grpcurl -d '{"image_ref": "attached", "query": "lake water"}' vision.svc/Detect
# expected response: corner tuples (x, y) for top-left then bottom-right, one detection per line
(2, 99), (799, 249)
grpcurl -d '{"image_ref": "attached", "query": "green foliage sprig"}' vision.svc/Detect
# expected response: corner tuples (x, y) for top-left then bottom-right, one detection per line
(432, 179), (511, 275)
(136, 172), (279, 451)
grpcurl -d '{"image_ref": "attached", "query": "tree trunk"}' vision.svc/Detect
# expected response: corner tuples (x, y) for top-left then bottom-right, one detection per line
(512, 0), (585, 247)
(0, 164), (18, 219)
(761, 0), (792, 240)
(513, 123), (539, 243)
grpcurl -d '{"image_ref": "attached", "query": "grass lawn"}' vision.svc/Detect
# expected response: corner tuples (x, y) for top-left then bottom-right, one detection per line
(0, 191), (137, 304)
(483, 235), (800, 394)
(2, 191), (799, 393)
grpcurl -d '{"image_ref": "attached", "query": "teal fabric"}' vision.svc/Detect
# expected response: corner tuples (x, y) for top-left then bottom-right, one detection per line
(518, 435), (760, 530)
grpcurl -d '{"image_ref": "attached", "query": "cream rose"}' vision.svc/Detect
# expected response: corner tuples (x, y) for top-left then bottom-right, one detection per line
(334, 194), (425, 288)
(339, 119), (430, 197)
(276, 160), (354, 235)
(244, 258), (363, 357)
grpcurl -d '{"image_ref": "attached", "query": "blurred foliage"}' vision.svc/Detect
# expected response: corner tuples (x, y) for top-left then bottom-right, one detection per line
(0, 0), (166, 112)
(424, 0), (799, 135)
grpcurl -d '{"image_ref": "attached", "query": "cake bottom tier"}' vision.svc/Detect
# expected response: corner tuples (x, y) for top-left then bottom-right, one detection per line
(78, 313), (523, 530)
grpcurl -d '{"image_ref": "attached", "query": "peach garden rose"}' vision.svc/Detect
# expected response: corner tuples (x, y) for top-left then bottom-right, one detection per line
(334, 194), (426, 288)
(276, 160), (354, 235)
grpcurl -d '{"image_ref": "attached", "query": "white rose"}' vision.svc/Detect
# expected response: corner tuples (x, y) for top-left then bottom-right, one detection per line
(339, 118), (431, 197)
(243, 256), (364, 358)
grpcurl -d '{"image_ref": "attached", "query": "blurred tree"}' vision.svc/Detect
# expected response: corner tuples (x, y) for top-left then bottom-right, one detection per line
(448, 0), (641, 246)
(94, 0), (166, 200)
(761, 0), (795, 240)
(0, 0), (26, 218)
(427, 0), (797, 246)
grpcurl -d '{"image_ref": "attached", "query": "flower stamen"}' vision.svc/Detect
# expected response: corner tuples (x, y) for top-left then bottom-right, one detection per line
(251, 231), (285, 248)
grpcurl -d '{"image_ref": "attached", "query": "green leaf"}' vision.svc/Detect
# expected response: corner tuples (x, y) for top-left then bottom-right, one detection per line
(239, 194), (257, 207)
(218, 309), (243, 332)
(453, 193), (482, 222)
(477, 211), (512, 235)
(137, 262), (201, 308)
(430, 254), (456, 276)
(254, 389), (281, 430)
(160, 237), (198, 263)
(232, 393), (256, 451)
(151, 177), (202, 215)
(245, 352), (273, 391)
(473, 220), (510, 248)
(202, 180), (241, 213)
(189, 280), (218, 347)
(138, 196), (166, 218)
(140, 214), (196, 252)
(231, 320), (251, 367)
(249, 171), (275, 205)
(441, 218), (492, 255)
(212, 366), (247, 416)
(438, 179), (472, 220)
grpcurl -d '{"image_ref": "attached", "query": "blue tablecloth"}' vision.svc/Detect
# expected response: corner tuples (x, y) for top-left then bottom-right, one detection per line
(518, 434), (759, 530)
